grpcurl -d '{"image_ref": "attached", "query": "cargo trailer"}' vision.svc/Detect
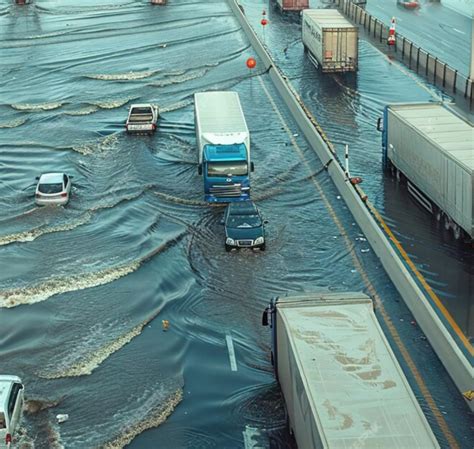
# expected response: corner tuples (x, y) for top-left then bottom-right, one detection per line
(276, 0), (309, 12)
(262, 292), (440, 449)
(302, 9), (358, 72)
(378, 103), (473, 239)
(194, 91), (253, 203)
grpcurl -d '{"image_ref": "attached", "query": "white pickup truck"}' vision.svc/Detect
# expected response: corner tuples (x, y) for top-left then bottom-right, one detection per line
(125, 104), (159, 134)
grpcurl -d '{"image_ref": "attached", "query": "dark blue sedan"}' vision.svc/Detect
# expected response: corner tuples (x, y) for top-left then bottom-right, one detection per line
(223, 201), (267, 252)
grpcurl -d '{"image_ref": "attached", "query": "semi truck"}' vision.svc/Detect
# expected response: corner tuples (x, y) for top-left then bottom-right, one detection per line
(262, 292), (440, 449)
(302, 9), (358, 73)
(378, 102), (473, 240)
(194, 91), (253, 203)
(276, 0), (309, 11)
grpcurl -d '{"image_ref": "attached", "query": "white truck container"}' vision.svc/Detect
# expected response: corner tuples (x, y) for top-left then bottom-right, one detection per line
(276, 0), (309, 11)
(262, 292), (440, 449)
(194, 91), (252, 202)
(380, 103), (473, 239)
(302, 9), (358, 73)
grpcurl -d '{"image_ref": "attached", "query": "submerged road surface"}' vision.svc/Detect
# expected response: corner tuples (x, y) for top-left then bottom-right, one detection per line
(0, 1), (473, 448)
(242, 0), (473, 349)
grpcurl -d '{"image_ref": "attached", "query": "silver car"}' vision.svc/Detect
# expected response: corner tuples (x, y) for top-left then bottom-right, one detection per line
(0, 376), (24, 448)
(125, 104), (159, 134)
(35, 173), (72, 206)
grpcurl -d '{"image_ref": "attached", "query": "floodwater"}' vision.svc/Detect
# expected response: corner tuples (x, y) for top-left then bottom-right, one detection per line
(241, 0), (474, 345)
(0, 1), (472, 448)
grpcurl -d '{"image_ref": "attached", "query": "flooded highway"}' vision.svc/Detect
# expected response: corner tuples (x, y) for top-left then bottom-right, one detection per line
(0, 1), (473, 448)
(240, 0), (473, 345)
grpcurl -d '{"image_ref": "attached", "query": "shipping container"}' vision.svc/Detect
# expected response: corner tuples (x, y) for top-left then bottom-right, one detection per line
(302, 9), (358, 72)
(380, 103), (474, 239)
(262, 292), (440, 449)
(276, 0), (309, 11)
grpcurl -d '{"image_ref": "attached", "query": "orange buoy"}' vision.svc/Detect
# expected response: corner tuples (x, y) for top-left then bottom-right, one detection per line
(246, 57), (257, 69)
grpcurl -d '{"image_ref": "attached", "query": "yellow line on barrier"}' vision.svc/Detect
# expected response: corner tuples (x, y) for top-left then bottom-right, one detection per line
(258, 76), (459, 448)
(366, 199), (474, 356)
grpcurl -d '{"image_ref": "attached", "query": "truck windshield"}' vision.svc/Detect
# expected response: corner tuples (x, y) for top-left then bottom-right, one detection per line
(0, 412), (5, 428)
(207, 161), (248, 177)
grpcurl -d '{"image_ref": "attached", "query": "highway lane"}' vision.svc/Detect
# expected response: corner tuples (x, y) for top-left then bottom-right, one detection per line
(364, 0), (472, 75)
(0, 0), (472, 448)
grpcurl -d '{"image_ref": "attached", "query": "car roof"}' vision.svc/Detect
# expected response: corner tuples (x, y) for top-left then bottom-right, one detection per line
(0, 376), (21, 408)
(39, 173), (65, 184)
(228, 201), (258, 215)
(130, 104), (154, 108)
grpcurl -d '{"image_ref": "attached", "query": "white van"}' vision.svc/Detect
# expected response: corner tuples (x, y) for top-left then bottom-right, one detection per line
(0, 376), (24, 448)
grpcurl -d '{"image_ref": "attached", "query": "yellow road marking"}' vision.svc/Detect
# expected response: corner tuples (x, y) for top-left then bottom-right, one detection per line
(366, 200), (473, 356)
(258, 75), (459, 448)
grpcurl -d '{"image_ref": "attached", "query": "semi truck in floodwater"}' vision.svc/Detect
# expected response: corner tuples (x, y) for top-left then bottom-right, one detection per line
(262, 291), (440, 449)
(276, 0), (309, 11)
(302, 9), (358, 73)
(194, 91), (253, 203)
(378, 102), (473, 240)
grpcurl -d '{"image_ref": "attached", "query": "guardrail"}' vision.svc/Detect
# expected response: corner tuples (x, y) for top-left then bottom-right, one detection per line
(227, 0), (473, 413)
(337, 0), (473, 106)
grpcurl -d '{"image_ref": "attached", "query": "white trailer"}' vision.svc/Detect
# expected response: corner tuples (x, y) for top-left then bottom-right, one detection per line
(380, 103), (473, 239)
(262, 292), (440, 449)
(194, 91), (252, 202)
(194, 91), (250, 166)
(276, 0), (309, 12)
(302, 9), (358, 73)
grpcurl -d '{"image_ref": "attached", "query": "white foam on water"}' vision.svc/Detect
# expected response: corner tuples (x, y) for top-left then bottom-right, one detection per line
(159, 99), (193, 113)
(0, 213), (92, 247)
(0, 232), (185, 308)
(89, 97), (137, 110)
(72, 133), (119, 155)
(153, 191), (207, 206)
(0, 117), (28, 128)
(150, 68), (207, 88)
(38, 309), (162, 379)
(86, 70), (158, 81)
(99, 389), (183, 449)
(11, 102), (64, 111)
(0, 262), (140, 308)
(64, 105), (99, 116)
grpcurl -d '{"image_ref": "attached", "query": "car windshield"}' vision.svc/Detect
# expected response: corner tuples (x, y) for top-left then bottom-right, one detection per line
(207, 161), (248, 177)
(0, 412), (5, 429)
(38, 183), (63, 194)
(227, 214), (262, 229)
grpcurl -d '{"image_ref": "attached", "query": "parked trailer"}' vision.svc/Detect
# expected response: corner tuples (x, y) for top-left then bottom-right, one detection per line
(262, 292), (440, 449)
(302, 9), (358, 73)
(378, 103), (473, 240)
(276, 0), (309, 12)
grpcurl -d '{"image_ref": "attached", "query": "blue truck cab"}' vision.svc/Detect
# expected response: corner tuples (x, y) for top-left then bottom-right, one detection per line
(195, 91), (253, 203)
(201, 143), (252, 203)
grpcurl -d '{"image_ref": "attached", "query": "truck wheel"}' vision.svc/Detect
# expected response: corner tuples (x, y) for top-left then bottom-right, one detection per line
(444, 215), (451, 231)
(453, 224), (461, 240)
(260, 243), (266, 251)
(225, 244), (231, 252)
